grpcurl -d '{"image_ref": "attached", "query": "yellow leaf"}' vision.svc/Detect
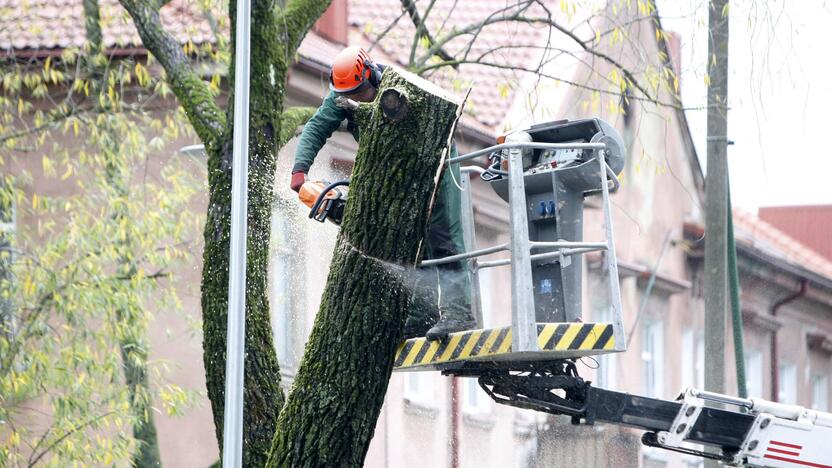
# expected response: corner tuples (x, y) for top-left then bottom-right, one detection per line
(61, 164), (73, 180)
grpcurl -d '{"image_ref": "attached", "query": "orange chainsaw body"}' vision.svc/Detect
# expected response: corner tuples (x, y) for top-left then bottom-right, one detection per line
(298, 180), (348, 225)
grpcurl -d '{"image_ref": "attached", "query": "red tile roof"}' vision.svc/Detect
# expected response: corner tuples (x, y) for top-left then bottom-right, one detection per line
(0, 0), (214, 52)
(348, 0), (556, 131)
(0, 0), (560, 134)
(759, 205), (832, 262)
(732, 209), (832, 281)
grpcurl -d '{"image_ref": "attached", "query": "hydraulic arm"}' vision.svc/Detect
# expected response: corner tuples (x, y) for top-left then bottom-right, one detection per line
(445, 360), (832, 467)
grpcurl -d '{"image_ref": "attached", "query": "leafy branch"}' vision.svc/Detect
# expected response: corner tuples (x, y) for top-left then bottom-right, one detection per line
(117, 0), (225, 150)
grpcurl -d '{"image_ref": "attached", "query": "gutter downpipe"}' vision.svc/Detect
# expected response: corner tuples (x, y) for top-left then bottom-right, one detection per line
(450, 377), (460, 468)
(770, 278), (807, 401)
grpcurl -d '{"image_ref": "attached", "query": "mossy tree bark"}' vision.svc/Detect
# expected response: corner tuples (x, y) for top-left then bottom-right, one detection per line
(266, 69), (460, 467)
(120, 0), (332, 464)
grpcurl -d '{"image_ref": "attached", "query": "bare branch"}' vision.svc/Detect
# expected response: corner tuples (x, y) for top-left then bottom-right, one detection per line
(118, 0), (224, 149)
(399, 0), (456, 67)
(524, 8), (657, 102)
(368, 8), (407, 55)
(416, 58), (705, 110)
(413, 1), (535, 69)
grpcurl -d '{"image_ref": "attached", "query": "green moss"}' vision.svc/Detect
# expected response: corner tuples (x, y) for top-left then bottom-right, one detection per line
(278, 106), (317, 149)
(277, 0), (336, 59)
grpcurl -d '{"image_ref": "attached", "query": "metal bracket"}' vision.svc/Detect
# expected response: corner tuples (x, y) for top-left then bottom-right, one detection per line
(657, 388), (704, 447)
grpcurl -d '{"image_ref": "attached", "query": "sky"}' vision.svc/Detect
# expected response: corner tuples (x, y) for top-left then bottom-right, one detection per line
(657, 0), (832, 212)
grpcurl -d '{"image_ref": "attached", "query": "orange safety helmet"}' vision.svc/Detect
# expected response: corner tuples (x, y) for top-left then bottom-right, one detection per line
(329, 46), (382, 94)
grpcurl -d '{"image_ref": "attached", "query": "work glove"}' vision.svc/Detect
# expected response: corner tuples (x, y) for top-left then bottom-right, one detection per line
(290, 170), (307, 193)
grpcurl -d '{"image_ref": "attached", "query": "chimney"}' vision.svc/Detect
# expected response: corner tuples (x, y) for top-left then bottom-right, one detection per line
(313, 0), (348, 46)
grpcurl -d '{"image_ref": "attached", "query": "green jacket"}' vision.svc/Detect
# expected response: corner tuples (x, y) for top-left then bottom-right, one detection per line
(292, 91), (356, 174)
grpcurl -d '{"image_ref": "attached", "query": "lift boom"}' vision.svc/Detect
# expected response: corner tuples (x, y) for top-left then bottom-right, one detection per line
(447, 360), (832, 467)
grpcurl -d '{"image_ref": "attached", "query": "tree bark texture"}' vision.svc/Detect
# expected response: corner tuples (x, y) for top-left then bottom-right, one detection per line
(119, 0), (334, 462)
(199, 0), (288, 463)
(200, 0), (333, 464)
(266, 69), (459, 467)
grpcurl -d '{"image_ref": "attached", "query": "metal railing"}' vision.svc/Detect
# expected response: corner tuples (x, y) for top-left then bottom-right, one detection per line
(420, 141), (626, 354)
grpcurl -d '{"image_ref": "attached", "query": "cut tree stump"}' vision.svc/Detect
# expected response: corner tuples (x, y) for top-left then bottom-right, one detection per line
(266, 68), (460, 467)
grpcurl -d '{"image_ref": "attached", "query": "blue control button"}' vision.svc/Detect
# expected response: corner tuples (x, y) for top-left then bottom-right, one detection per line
(547, 200), (556, 215)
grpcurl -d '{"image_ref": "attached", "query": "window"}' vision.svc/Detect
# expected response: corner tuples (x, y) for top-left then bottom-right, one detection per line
(745, 350), (763, 398)
(462, 376), (492, 415)
(682, 330), (705, 390)
(812, 375), (828, 411)
(642, 320), (665, 398)
(404, 371), (434, 408)
(778, 363), (797, 405)
(270, 212), (299, 369)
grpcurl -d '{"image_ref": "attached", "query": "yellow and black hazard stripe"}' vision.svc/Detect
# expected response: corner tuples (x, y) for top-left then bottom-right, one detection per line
(393, 322), (615, 369)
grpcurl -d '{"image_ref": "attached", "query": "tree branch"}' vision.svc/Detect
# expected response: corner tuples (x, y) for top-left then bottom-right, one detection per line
(414, 1), (534, 69)
(278, 0), (336, 64)
(368, 8), (407, 54)
(118, 0), (224, 150)
(404, 0), (658, 102)
(416, 58), (702, 110)
(278, 106), (316, 149)
(399, 0), (456, 67)
(525, 7), (657, 102)
(27, 411), (117, 467)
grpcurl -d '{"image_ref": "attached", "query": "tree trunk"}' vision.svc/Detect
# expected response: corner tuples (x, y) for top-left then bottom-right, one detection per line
(118, 0), (332, 463)
(200, 0), (291, 464)
(266, 69), (459, 467)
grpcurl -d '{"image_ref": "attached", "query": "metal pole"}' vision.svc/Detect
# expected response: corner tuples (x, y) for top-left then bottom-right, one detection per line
(704, 1), (729, 465)
(506, 135), (537, 352)
(597, 150), (625, 351)
(459, 171), (483, 327)
(222, 0), (251, 462)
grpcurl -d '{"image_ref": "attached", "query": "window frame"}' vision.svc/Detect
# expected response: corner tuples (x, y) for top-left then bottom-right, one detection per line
(811, 374), (828, 411)
(778, 362), (798, 405)
(642, 319), (665, 398)
(745, 349), (764, 398)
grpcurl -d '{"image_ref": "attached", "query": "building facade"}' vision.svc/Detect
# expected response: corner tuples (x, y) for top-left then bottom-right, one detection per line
(3, 0), (831, 467)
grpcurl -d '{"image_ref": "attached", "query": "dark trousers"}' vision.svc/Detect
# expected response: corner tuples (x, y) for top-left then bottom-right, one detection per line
(409, 162), (472, 324)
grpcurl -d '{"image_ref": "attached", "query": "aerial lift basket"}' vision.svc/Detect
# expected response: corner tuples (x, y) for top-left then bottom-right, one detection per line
(394, 118), (627, 372)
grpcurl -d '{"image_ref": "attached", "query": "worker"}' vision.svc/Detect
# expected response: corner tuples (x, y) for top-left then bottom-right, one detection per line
(289, 46), (474, 341)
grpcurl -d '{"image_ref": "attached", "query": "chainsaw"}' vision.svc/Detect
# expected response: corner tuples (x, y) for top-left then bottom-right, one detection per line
(297, 179), (349, 225)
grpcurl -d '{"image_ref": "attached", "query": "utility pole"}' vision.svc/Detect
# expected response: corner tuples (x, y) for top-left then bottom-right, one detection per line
(704, 2), (729, 467)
